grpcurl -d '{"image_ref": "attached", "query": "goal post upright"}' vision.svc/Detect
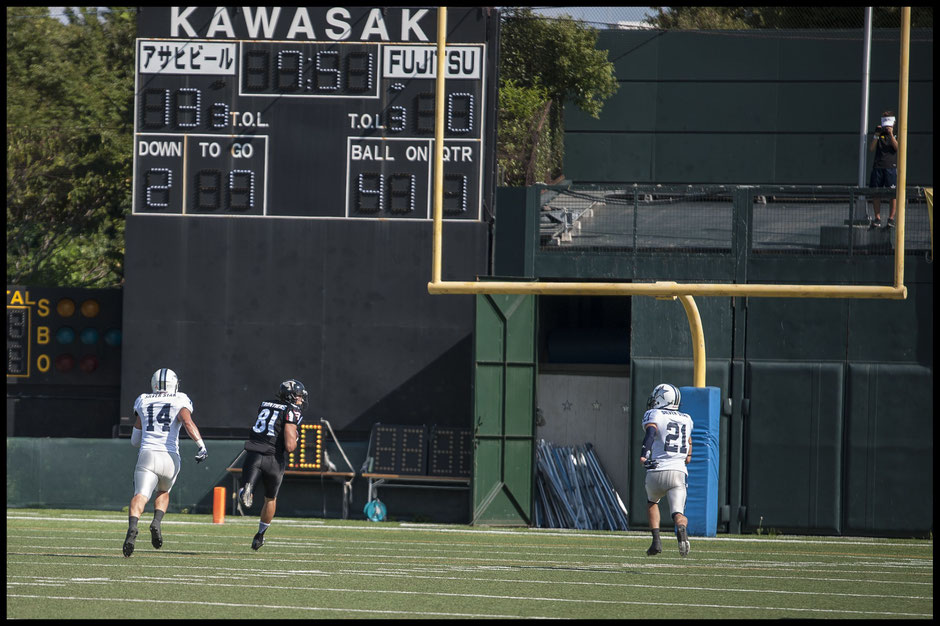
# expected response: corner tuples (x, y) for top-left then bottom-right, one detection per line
(427, 7), (913, 387)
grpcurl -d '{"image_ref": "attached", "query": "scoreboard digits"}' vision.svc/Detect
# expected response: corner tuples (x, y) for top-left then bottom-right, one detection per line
(369, 423), (471, 477)
(428, 426), (472, 477)
(7, 305), (29, 377)
(373, 424), (428, 475)
(287, 423), (323, 470)
(133, 7), (496, 220)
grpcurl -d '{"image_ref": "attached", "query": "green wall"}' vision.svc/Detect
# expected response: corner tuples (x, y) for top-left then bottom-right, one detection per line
(492, 185), (932, 537)
(472, 293), (537, 525)
(6, 437), (471, 523)
(626, 259), (932, 536)
(565, 28), (933, 186)
(6, 438), (243, 513)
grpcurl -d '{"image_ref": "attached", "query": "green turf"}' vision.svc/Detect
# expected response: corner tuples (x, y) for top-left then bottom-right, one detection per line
(6, 509), (933, 619)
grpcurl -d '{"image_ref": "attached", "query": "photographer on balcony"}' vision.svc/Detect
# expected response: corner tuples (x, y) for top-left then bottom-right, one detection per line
(868, 110), (899, 229)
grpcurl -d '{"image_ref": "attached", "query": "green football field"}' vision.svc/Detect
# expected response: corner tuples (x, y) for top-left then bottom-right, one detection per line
(6, 508), (932, 619)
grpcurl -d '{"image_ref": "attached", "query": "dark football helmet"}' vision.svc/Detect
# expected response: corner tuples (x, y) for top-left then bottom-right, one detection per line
(278, 379), (308, 410)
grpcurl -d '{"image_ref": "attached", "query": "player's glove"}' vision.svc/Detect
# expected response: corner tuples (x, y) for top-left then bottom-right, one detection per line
(643, 458), (659, 470)
(195, 446), (208, 464)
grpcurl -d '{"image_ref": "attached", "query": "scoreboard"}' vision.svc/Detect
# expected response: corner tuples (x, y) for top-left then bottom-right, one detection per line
(6, 286), (122, 385)
(287, 422), (323, 470)
(368, 423), (472, 477)
(133, 7), (497, 220)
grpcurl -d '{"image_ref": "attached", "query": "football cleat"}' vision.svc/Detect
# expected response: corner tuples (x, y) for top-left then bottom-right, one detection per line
(676, 525), (690, 557)
(123, 528), (138, 558)
(646, 542), (663, 556)
(647, 383), (681, 410)
(150, 524), (163, 549)
(251, 532), (265, 551)
(239, 485), (253, 509)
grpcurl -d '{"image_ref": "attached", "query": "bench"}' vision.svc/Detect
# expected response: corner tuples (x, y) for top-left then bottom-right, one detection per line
(359, 424), (473, 518)
(361, 472), (470, 503)
(225, 466), (356, 519)
(540, 203), (595, 245)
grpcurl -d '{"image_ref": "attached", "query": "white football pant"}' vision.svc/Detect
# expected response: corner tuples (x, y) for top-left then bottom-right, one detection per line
(134, 450), (181, 499)
(644, 469), (688, 516)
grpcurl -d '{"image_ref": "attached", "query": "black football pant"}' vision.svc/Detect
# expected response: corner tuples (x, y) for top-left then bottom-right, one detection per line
(241, 451), (287, 500)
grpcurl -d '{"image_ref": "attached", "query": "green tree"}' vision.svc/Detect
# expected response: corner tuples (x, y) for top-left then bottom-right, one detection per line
(646, 6), (933, 29)
(498, 8), (618, 185)
(646, 7), (753, 30)
(7, 7), (136, 288)
(497, 80), (553, 188)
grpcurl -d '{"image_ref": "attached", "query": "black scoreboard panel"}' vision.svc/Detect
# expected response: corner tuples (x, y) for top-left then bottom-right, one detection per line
(428, 426), (472, 477)
(368, 423), (472, 477)
(124, 8), (493, 438)
(133, 7), (497, 220)
(121, 212), (486, 436)
(287, 423), (323, 470)
(6, 286), (122, 386)
(371, 423), (428, 475)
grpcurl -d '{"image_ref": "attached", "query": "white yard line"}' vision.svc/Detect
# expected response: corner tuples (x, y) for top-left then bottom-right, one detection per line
(6, 556), (932, 589)
(7, 543), (933, 573)
(7, 513), (932, 548)
(8, 511), (932, 620)
(9, 571), (933, 601)
(4, 594), (553, 619)
(6, 592), (931, 619)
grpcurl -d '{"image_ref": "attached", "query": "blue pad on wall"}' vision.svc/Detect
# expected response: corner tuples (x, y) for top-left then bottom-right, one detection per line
(680, 386), (720, 537)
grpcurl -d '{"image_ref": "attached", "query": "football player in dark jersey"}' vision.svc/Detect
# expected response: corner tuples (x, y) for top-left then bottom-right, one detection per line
(238, 379), (307, 550)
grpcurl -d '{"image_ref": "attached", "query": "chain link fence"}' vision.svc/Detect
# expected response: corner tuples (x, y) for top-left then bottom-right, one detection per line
(514, 8), (933, 257)
(537, 184), (932, 257)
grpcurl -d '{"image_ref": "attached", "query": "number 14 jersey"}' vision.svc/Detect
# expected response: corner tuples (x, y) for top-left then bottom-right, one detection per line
(133, 391), (194, 455)
(641, 408), (694, 475)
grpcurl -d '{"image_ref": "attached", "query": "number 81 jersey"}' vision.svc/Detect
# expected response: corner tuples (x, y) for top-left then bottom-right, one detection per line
(134, 391), (194, 454)
(642, 408), (694, 474)
(245, 399), (302, 457)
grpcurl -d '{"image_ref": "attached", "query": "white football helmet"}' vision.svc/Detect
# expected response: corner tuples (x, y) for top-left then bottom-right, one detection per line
(647, 383), (680, 410)
(151, 368), (180, 394)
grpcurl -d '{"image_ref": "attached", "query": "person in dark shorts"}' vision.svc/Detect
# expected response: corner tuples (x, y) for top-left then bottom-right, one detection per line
(237, 379), (307, 550)
(869, 110), (899, 229)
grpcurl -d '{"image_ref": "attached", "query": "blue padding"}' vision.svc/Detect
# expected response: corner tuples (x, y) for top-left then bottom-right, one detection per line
(680, 386), (721, 537)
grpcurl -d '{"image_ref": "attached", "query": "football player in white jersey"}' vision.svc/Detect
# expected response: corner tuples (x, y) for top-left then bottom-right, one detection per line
(640, 383), (693, 557)
(122, 368), (208, 557)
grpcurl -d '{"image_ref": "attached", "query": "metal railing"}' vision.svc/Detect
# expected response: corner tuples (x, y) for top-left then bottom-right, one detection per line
(535, 184), (931, 257)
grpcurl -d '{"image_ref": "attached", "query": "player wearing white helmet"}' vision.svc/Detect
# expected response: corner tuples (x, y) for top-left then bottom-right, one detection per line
(640, 383), (693, 557)
(122, 368), (208, 557)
